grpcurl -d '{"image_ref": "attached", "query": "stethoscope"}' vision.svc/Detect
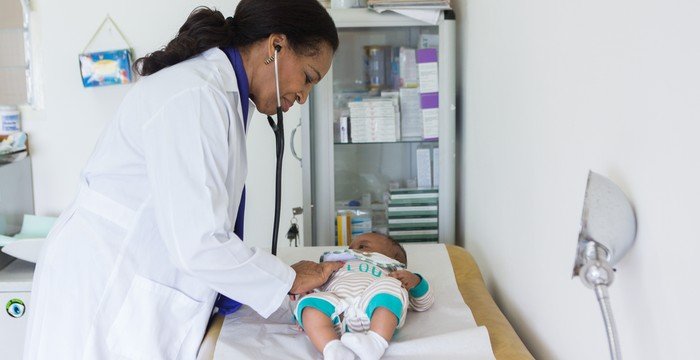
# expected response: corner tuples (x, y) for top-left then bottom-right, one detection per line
(267, 44), (283, 256)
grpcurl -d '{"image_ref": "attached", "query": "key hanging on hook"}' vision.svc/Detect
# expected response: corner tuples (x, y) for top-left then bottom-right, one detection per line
(286, 216), (299, 247)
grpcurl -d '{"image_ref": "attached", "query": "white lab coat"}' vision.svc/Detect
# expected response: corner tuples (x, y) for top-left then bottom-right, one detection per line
(23, 48), (295, 359)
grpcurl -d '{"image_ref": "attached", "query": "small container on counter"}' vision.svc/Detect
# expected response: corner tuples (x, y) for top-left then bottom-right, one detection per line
(0, 105), (21, 135)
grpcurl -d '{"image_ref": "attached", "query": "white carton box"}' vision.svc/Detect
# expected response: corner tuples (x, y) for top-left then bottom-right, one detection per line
(416, 147), (432, 188)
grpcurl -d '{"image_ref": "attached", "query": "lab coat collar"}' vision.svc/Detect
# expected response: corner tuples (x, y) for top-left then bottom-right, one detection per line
(203, 48), (256, 130)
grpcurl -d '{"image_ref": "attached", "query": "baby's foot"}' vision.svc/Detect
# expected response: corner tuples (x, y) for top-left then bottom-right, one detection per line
(341, 331), (388, 360)
(323, 339), (356, 360)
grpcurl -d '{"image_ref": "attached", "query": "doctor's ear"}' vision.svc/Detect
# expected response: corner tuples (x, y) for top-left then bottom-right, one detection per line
(265, 44), (282, 65)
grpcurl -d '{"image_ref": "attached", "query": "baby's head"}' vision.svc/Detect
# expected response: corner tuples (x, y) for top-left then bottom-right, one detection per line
(349, 232), (407, 264)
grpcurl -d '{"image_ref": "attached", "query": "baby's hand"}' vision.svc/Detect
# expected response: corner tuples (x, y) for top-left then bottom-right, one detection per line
(389, 270), (421, 290)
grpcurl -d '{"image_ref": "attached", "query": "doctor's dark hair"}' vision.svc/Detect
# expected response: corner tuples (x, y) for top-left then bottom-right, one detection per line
(134, 0), (338, 76)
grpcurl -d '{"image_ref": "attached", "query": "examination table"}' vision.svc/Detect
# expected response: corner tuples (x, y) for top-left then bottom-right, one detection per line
(198, 245), (534, 360)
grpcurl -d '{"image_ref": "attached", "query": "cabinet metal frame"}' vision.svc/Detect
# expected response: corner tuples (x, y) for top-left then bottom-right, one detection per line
(303, 9), (456, 246)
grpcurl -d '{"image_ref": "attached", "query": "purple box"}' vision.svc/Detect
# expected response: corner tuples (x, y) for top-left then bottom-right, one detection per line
(420, 92), (439, 109)
(416, 48), (438, 63)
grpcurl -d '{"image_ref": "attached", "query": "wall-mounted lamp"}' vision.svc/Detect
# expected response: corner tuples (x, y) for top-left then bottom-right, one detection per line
(573, 171), (637, 360)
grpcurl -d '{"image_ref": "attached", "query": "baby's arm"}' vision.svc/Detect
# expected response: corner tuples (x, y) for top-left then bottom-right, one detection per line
(389, 270), (435, 311)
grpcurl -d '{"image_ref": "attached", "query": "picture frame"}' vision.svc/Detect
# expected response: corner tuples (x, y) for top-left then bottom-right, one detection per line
(78, 49), (133, 88)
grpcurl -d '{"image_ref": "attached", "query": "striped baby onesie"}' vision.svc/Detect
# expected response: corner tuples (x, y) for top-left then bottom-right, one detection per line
(294, 249), (434, 334)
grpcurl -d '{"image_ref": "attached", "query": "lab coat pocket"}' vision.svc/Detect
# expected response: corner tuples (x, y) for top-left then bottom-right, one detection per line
(106, 275), (202, 360)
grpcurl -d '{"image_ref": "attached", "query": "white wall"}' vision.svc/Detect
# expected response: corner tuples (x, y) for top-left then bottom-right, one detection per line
(457, 0), (700, 359)
(20, 0), (304, 250)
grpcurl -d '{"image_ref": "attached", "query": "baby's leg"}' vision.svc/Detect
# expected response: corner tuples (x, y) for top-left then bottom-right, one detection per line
(295, 294), (354, 360)
(301, 307), (341, 352)
(363, 276), (409, 340)
(340, 304), (399, 360)
(341, 277), (408, 360)
(368, 307), (398, 341)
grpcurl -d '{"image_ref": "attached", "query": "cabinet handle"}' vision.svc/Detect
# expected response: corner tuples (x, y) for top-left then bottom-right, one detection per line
(290, 122), (302, 162)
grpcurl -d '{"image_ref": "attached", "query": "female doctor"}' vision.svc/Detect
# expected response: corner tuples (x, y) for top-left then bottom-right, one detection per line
(24, 1), (340, 358)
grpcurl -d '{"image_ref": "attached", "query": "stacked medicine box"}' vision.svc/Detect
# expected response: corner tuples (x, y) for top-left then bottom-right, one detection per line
(387, 188), (439, 242)
(348, 98), (399, 142)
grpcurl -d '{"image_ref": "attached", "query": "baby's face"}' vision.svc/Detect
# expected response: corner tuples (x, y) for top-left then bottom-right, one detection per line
(349, 233), (398, 260)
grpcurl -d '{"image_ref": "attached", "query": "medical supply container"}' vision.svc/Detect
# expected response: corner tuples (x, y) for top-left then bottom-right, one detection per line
(0, 105), (21, 135)
(0, 259), (34, 360)
(0, 151), (35, 359)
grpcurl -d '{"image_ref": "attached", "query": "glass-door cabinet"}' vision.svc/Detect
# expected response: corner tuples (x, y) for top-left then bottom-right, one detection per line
(301, 9), (456, 246)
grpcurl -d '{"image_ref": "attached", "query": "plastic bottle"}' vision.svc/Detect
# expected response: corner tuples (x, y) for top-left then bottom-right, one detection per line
(0, 105), (21, 135)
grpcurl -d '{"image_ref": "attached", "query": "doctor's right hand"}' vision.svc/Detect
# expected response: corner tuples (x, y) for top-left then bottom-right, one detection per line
(288, 260), (343, 295)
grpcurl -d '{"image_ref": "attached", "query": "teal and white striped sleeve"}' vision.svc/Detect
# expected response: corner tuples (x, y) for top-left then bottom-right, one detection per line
(408, 273), (435, 311)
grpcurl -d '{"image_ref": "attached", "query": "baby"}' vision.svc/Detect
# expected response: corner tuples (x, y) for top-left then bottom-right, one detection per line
(293, 233), (435, 360)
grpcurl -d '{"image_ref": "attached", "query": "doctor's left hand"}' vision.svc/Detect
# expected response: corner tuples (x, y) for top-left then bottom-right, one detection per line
(289, 260), (343, 295)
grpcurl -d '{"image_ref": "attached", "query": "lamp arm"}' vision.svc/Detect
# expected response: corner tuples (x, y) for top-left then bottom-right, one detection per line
(594, 284), (621, 360)
(578, 242), (622, 360)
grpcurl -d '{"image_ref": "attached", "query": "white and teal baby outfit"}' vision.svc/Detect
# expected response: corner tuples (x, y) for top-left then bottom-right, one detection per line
(294, 249), (434, 334)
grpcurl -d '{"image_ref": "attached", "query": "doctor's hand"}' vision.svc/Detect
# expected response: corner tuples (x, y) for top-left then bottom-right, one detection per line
(289, 260), (343, 295)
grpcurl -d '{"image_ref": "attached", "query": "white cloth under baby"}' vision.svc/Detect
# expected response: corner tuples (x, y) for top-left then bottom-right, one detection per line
(213, 244), (495, 360)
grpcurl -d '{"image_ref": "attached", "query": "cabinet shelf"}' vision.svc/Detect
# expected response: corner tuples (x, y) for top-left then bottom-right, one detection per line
(329, 8), (435, 28)
(334, 139), (438, 146)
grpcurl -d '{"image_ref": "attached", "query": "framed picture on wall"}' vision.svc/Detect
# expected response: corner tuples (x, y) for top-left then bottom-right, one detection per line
(78, 49), (133, 88)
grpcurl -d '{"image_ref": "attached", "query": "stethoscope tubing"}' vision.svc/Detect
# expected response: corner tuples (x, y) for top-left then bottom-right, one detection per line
(268, 47), (283, 256)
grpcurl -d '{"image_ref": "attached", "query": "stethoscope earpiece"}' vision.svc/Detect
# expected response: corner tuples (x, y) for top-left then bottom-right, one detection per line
(274, 44), (282, 53)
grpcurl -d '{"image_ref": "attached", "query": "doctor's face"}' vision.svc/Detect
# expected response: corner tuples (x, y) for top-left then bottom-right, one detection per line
(253, 43), (333, 115)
